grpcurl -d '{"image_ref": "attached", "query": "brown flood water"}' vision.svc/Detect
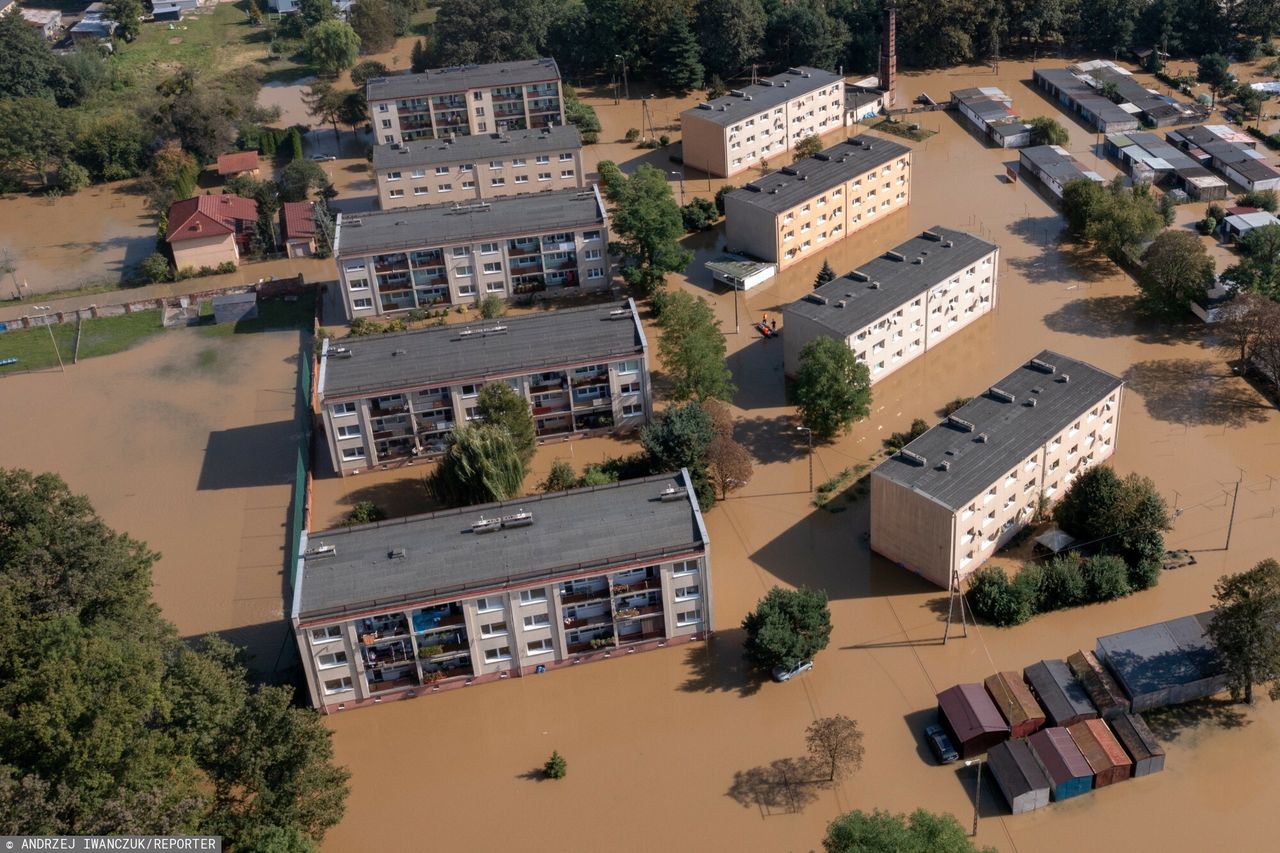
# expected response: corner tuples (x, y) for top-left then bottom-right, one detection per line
(312, 59), (1280, 852)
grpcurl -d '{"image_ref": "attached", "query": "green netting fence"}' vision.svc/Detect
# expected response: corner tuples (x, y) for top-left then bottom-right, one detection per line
(288, 344), (312, 592)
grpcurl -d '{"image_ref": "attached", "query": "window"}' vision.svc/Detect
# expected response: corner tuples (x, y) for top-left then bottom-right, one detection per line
(491, 177), (506, 187)
(480, 621), (508, 637)
(514, 174), (529, 183)
(336, 424), (361, 439)
(524, 613), (550, 628)
(527, 638), (554, 655)
(341, 447), (365, 460)
(586, 268), (604, 280)
(473, 91), (483, 101)
(381, 119), (391, 129)
(414, 186), (429, 196)
(353, 298), (373, 309)
(386, 171), (402, 181)
(435, 166), (449, 175)
(484, 646), (512, 662)
(677, 608), (702, 626)
(489, 160), (503, 170)
(483, 261), (502, 274)
(485, 281), (504, 293)
(538, 172), (552, 181)
(619, 359), (640, 375)
(512, 158), (526, 167)
(311, 625), (343, 643)
(619, 381), (641, 395)
(464, 406), (481, 421)
(475, 107), (486, 117)
(480, 242), (499, 254)
(388, 189), (404, 199)
(584, 248), (602, 260)
(456, 265), (474, 277)
(520, 587), (547, 604)
(560, 169), (575, 179)
(331, 401), (357, 416)
(452, 246), (471, 257)
(436, 183), (452, 192)
(583, 230), (602, 241)
(675, 585), (700, 601)
(559, 152), (573, 161)
(535, 155), (550, 165)
(460, 163), (474, 172)
(323, 677), (353, 695)
(674, 559), (699, 575)
(462, 180), (476, 189)
(317, 651), (348, 669)
(476, 595), (501, 611)
(378, 103), (389, 112)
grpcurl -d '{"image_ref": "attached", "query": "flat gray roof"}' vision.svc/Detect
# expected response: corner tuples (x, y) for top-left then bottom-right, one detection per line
(784, 226), (996, 338)
(727, 136), (909, 214)
(872, 351), (1124, 511)
(682, 67), (843, 128)
(367, 58), (561, 101)
(1020, 145), (1104, 185)
(321, 300), (644, 398)
(1033, 67), (1139, 128)
(335, 187), (604, 256)
(294, 473), (705, 619)
(371, 126), (581, 171)
(1097, 612), (1223, 697)
(1174, 126), (1280, 183)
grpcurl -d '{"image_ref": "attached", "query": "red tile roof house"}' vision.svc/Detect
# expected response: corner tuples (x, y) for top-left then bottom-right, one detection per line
(280, 202), (318, 258)
(216, 151), (261, 181)
(166, 195), (259, 271)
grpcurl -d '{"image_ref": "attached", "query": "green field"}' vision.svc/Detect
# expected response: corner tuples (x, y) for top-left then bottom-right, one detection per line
(0, 310), (165, 376)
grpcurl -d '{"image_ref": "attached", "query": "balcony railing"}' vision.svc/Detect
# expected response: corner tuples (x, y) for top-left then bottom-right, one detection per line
(532, 402), (570, 416)
(567, 638), (616, 654)
(614, 603), (663, 621)
(508, 244), (540, 257)
(560, 587), (610, 606)
(616, 629), (665, 646)
(529, 380), (565, 393)
(536, 423), (573, 437)
(414, 612), (465, 632)
(370, 404), (407, 417)
(563, 612), (613, 630)
(571, 372), (609, 387)
(368, 675), (418, 693)
(364, 648), (415, 669)
(613, 576), (661, 595)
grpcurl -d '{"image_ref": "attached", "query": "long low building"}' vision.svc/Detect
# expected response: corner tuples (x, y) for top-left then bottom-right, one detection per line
(723, 136), (911, 271)
(334, 187), (610, 319)
(1019, 145), (1105, 198)
(951, 87), (1032, 148)
(319, 300), (650, 474)
(1095, 611), (1228, 712)
(292, 472), (712, 712)
(372, 125), (584, 209)
(1104, 131), (1228, 200)
(871, 351), (1124, 587)
(782, 227), (998, 382)
(1167, 125), (1280, 192)
(1034, 62), (1198, 132)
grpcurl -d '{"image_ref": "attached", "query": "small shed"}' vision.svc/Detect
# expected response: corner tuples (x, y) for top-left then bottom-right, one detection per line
(986, 738), (1051, 814)
(217, 151), (261, 181)
(1067, 718), (1133, 787)
(937, 683), (1011, 758)
(1108, 712), (1165, 777)
(212, 293), (258, 325)
(705, 256), (776, 291)
(1067, 650), (1130, 719)
(1095, 611), (1228, 711)
(1025, 660), (1098, 727)
(984, 671), (1047, 738)
(1028, 727), (1094, 801)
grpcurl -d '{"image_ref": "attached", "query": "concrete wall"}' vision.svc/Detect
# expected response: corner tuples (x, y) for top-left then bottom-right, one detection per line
(870, 473), (956, 588)
(681, 113), (729, 178)
(172, 232), (238, 271)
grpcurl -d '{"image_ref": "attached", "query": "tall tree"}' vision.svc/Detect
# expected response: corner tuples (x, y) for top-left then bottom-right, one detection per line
(306, 20), (362, 77)
(1197, 53), (1233, 105)
(706, 434), (753, 499)
(0, 98), (74, 187)
(298, 0), (338, 29)
(278, 159), (329, 203)
(426, 424), (526, 506)
(656, 12), (704, 93)
(792, 336), (872, 440)
(475, 382), (537, 467)
(304, 82), (347, 142)
(339, 90), (369, 137)
(741, 586), (832, 671)
(410, 39), (430, 73)
(806, 715), (865, 782)
(1138, 229), (1215, 317)
(765, 0), (850, 69)
(0, 5), (66, 101)
(1028, 116), (1069, 146)
(793, 134), (823, 162)
(640, 401), (716, 508)
(1215, 292), (1280, 365)
(107, 0), (143, 41)
(1207, 559), (1280, 705)
(598, 162), (692, 295)
(824, 808), (996, 853)
(348, 0), (397, 54)
(656, 290), (737, 403)
(814, 260), (837, 289)
(429, 0), (558, 66)
(696, 0), (766, 80)
(349, 60), (389, 89)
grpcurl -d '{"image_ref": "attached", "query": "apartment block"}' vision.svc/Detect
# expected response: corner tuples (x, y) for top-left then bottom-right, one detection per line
(367, 58), (564, 145)
(782, 227), (999, 381)
(318, 300), (651, 473)
(334, 187), (609, 318)
(870, 352), (1124, 588)
(680, 67), (846, 178)
(372, 125), (584, 209)
(292, 472), (713, 712)
(723, 137), (911, 271)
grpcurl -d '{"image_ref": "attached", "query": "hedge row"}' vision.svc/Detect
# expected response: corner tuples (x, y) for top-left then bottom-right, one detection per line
(967, 552), (1159, 627)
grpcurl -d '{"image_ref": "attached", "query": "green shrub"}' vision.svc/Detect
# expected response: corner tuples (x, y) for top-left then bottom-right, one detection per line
(216, 261), (237, 274)
(543, 751), (567, 779)
(1128, 557), (1162, 592)
(57, 162), (91, 194)
(1198, 216), (1218, 235)
(625, 128), (640, 142)
(1038, 554), (1086, 610)
(138, 252), (172, 283)
(348, 317), (382, 336)
(345, 501), (386, 525)
(681, 196), (718, 231)
(714, 184), (736, 214)
(406, 308), (428, 322)
(1011, 562), (1046, 612)
(942, 397), (974, 416)
(1082, 554), (1132, 602)
(885, 419), (929, 453)
(967, 567), (1033, 627)
(477, 294), (506, 319)
(658, 134), (671, 146)
(384, 318), (407, 333)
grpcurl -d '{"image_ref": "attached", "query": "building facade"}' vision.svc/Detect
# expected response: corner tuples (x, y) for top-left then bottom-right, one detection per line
(372, 126), (583, 210)
(318, 300), (651, 474)
(367, 59), (564, 145)
(334, 187), (610, 319)
(782, 227), (998, 381)
(680, 67), (846, 178)
(291, 473), (713, 712)
(870, 352), (1123, 588)
(723, 137), (911, 271)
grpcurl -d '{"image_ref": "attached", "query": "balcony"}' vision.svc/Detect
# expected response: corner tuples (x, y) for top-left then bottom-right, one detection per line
(613, 576), (662, 595)
(364, 646), (416, 669)
(536, 422), (573, 438)
(375, 259), (409, 274)
(369, 403), (408, 417)
(413, 609), (464, 633)
(367, 674), (418, 693)
(532, 401), (570, 416)
(562, 612), (613, 630)
(614, 603), (663, 621)
(513, 278), (546, 294)
(567, 637), (616, 654)
(418, 420), (456, 435)
(571, 372), (609, 387)
(616, 629), (665, 646)
(573, 392), (612, 409)
(508, 243), (540, 257)
(416, 639), (469, 658)
(529, 378), (566, 394)
(560, 586), (610, 605)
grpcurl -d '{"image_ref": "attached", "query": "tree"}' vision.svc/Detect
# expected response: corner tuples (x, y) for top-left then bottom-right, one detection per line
(600, 163), (692, 295)
(681, 197), (719, 231)
(475, 382), (536, 466)
(339, 90), (368, 137)
(1216, 292), (1280, 365)
(246, 0), (264, 25)
(706, 434), (753, 499)
(823, 808), (996, 853)
(1061, 177), (1108, 236)
(410, 39), (430, 73)
(59, 46), (110, 106)
(1197, 53), (1232, 105)
(0, 8), (66, 101)
(656, 290), (737, 402)
(1028, 115), (1069, 146)
(792, 336), (872, 440)
(1237, 189), (1279, 213)
(75, 113), (149, 181)
(543, 751), (567, 779)
(428, 0), (557, 66)
(793, 134), (823, 162)
(1207, 559), (1280, 704)
(138, 252), (172, 284)
(298, 0), (337, 29)
(0, 98), (74, 187)
(426, 424), (526, 506)
(304, 82), (347, 142)
(696, 0), (765, 79)
(541, 460), (577, 493)
(1138, 229), (1215, 317)
(814, 260), (836, 289)
(966, 566), (1033, 627)
(563, 85), (601, 144)
(806, 715), (865, 782)
(1064, 178), (1164, 259)
(1081, 554), (1132, 602)
(765, 0), (849, 69)
(57, 161), (91, 194)
(107, 0), (143, 41)
(306, 21), (361, 77)
(742, 586), (832, 671)
(1054, 466), (1171, 588)
(656, 13), (704, 93)
(279, 159), (329, 203)
(641, 401), (715, 474)
(349, 0), (396, 54)
(477, 294), (506, 319)
(345, 501), (386, 525)
(714, 184), (737, 215)
(349, 60), (389, 89)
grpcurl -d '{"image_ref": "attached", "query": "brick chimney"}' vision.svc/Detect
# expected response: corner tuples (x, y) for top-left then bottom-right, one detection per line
(880, 0), (897, 108)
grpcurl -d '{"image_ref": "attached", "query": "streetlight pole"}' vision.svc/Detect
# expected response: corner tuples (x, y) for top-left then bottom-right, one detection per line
(669, 170), (686, 205)
(33, 305), (65, 373)
(2, 248), (19, 300)
(964, 758), (982, 837)
(615, 55), (629, 100)
(796, 427), (813, 492)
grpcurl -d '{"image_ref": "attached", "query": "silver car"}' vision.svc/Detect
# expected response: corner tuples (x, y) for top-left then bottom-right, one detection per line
(771, 659), (814, 682)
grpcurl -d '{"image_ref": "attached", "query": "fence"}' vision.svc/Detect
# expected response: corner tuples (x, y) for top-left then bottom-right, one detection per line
(287, 334), (314, 593)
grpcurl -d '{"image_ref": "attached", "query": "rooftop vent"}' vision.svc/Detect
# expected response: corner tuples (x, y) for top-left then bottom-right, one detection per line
(1059, 373), (1071, 383)
(471, 517), (503, 534)
(922, 230), (942, 241)
(781, 166), (798, 176)
(330, 346), (353, 358)
(944, 240), (954, 248)
(305, 544), (336, 559)
(815, 153), (830, 161)
(988, 386), (1016, 403)
(870, 281), (881, 289)
(392, 349), (407, 356)
(899, 449), (927, 466)
(850, 270), (870, 282)
(388, 548), (407, 559)
(1026, 398), (1038, 407)
(836, 300), (847, 308)
(657, 484), (685, 502)
(913, 257), (925, 265)
(345, 218), (362, 227)
(608, 308), (629, 319)
(501, 510), (533, 528)
(937, 460), (951, 471)
(884, 250), (905, 262)
(948, 415), (976, 432)
(804, 293), (828, 305)
(976, 432), (989, 443)
(1029, 357), (1057, 374)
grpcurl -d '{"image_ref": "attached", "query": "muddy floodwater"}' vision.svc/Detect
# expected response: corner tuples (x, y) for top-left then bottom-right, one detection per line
(309, 59), (1280, 852)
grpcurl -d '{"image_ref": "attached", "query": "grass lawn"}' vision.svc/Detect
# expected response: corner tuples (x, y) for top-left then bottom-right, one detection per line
(0, 310), (164, 376)
(198, 293), (316, 337)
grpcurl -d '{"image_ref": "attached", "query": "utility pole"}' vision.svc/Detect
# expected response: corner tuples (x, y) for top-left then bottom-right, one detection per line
(796, 427), (813, 492)
(965, 759), (983, 836)
(1, 248), (20, 300)
(944, 567), (969, 644)
(1224, 479), (1241, 551)
(33, 305), (65, 373)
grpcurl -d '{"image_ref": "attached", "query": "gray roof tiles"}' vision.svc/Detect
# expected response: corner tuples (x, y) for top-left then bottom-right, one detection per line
(727, 136), (910, 214)
(1020, 145), (1104, 186)
(1097, 612), (1224, 697)
(783, 227), (997, 339)
(682, 67), (843, 128)
(294, 473), (705, 618)
(320, 300), (644, 398)
(334, 187), (604, 256)
(371, 126), (581, 171)
(872, 351), (1123, 511)
(367, 58), (561, 101)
